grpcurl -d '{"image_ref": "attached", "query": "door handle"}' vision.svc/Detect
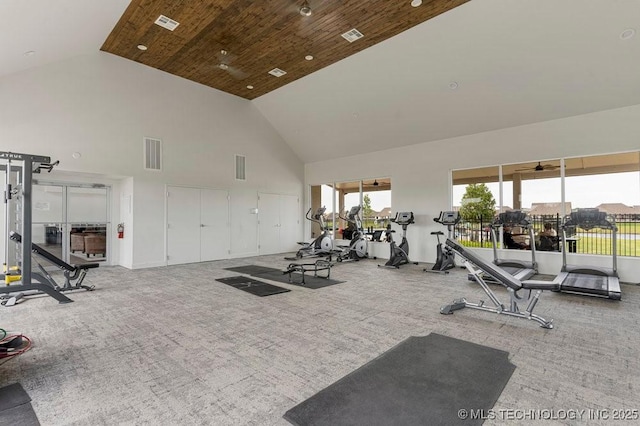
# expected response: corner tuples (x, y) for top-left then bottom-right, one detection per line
(201, 224), (206, 227)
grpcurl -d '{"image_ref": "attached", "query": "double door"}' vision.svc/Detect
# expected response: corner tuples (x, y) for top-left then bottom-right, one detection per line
(258, 193), (299, 255)
(30, 184), (109, 267)
(167, 186), (229, 265)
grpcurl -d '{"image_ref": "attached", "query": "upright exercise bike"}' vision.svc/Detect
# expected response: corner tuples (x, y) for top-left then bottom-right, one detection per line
(287, 207), (334, 260)
(425, 211), (460, 274)
(379, 212), (418, 268)
(336, 205), (368, 262)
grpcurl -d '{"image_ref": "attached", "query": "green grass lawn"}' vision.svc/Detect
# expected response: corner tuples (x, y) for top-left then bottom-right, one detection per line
(574, 236), (639, 256)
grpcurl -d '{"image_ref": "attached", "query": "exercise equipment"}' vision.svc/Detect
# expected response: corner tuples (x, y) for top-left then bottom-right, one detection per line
(425, 211), (459, 274)
(441, 238), (558, 329)
(283, 259), (332, 285)
(336, 205), (368, 262)
(470, 210), (537, 283)
(553, 208), (621, 300)
(1, 151), (73, 304)
(9, 231), (97, 292)
(378, 212), (418, 268)
(287, 207), (335, 260)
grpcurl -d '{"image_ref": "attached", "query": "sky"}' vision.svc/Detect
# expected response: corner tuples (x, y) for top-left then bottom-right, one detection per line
(452, 172), (640, 209)
(321, 185), (391, 212)
(319, 171), (640, 213)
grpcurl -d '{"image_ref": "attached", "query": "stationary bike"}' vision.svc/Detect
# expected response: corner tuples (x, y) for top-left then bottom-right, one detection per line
(286, 207), (334, 260)
(336, 205), (368, 262)
(425, 211), (460, 274)
(378, 212), (418, 268)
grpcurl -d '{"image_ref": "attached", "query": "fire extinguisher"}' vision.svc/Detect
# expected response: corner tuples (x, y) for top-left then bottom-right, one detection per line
(117, 223), (125, 239)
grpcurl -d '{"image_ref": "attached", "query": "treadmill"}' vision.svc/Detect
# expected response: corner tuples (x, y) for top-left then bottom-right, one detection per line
(468, 210), (537, 282)
(555, 208), (621, 300)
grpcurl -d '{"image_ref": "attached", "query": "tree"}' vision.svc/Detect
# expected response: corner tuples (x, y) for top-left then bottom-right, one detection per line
(459, 183), (496, 222)
(362, 194), (373, 219)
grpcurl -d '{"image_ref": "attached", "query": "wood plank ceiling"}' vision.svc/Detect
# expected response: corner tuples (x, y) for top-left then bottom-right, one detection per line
(101, 0), (469, 100)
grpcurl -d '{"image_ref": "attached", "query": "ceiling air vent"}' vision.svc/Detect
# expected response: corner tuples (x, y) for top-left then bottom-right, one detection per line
(144, 137), (162, 171)
(268, 68), (287, 77)
(154, 15), (180, 31)
(235, 155), (246, 180)
(341, 28), (364, 43)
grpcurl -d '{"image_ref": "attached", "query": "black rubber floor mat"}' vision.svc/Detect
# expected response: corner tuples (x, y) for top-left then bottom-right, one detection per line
(284, 333), (516, 426)
(215, 276), (290, 297)
(0, 383), (40, 426)
(256, 271), (343, 290)
(224, 265), (283, 275)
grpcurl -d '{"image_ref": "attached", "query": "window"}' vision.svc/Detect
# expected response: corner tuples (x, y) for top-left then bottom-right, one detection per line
(310, 178), (391, 240)
(564, 152), (640, 257)
(452, 151), (640, 256)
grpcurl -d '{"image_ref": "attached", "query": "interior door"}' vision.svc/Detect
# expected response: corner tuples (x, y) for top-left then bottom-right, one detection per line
(31, 184), (65, 268)
(279, 195), (300, 253)
(68, 187), (108, 264)
(167, 186), (201, 265)
(200, 189), (230, 262)
(258, 193), (280, 255)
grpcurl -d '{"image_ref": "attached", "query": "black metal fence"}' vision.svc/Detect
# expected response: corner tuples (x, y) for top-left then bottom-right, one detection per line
(455, 214), (640, 257)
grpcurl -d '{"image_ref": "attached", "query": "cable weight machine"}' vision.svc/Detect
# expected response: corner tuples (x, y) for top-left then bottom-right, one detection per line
(1, 151), (72, 304)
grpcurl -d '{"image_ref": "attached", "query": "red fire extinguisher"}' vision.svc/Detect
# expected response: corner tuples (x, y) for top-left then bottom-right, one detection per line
(117, 223), (124, 239)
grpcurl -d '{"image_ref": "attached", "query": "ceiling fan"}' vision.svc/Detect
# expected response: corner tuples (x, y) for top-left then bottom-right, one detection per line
(362, 179), (381, 189)
(216, 50), (248, 80)
(515, 162), (560, 172)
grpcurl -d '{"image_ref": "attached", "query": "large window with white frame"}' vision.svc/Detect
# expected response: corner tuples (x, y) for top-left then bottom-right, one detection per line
(452, 151), (640, 256)
(310, 178), (391, 240)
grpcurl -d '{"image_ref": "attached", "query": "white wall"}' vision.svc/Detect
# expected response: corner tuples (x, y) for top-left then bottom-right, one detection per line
(0, 52), (304, 268)
(116, 177), (134, 268)
(306, 104), (640, 283)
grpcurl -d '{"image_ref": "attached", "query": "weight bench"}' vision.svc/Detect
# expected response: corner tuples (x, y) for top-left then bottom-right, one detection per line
(9, 231), (98, 292)
(284, 259), (332, 285)
(441, 238), (559, 329)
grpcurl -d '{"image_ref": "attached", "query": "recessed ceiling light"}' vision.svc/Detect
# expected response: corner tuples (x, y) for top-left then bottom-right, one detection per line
(137, 44), (148, 51)
(620, 28), (636, 40)
(24, 50), (36, 56)
(305, 55), (314, 61)
(449, 81), (459, 90)
(299, 1), (312, 16)
(72, 152), (82, 159)
(411, 0), (423, 7)
(247, 85), (254, 90)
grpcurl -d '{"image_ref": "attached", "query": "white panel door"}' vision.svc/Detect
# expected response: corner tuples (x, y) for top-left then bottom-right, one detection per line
(258, 193), (281, 255)
(167, 186), (201, 265)
(279, 195), (300, 253)
(200, 189), (230, 262)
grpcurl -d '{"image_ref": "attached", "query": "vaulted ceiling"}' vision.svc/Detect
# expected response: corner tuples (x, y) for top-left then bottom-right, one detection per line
(3, 0), (640, 164)
(101, 0), (468, 100)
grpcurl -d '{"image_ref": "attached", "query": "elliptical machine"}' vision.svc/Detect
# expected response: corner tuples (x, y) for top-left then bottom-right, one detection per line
(378, 212), (418, 268)
(425, 211), (460, 274)
(287, 206), (334, 260)
(336, 205), (368, 262)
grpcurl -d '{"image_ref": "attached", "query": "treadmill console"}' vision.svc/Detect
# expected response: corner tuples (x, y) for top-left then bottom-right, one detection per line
(566, 208), (613, 230)
(495, 210), (529, 227)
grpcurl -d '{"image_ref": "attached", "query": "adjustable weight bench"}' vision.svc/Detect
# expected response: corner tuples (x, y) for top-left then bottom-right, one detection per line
(441, 238), (559, 329)
(9, 231), (98, 292)
(284, 259), (332, 285)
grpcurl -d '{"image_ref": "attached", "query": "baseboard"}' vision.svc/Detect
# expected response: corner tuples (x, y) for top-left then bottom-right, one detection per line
(228, 252), (259, 259)
(131, 261), (167, 269)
